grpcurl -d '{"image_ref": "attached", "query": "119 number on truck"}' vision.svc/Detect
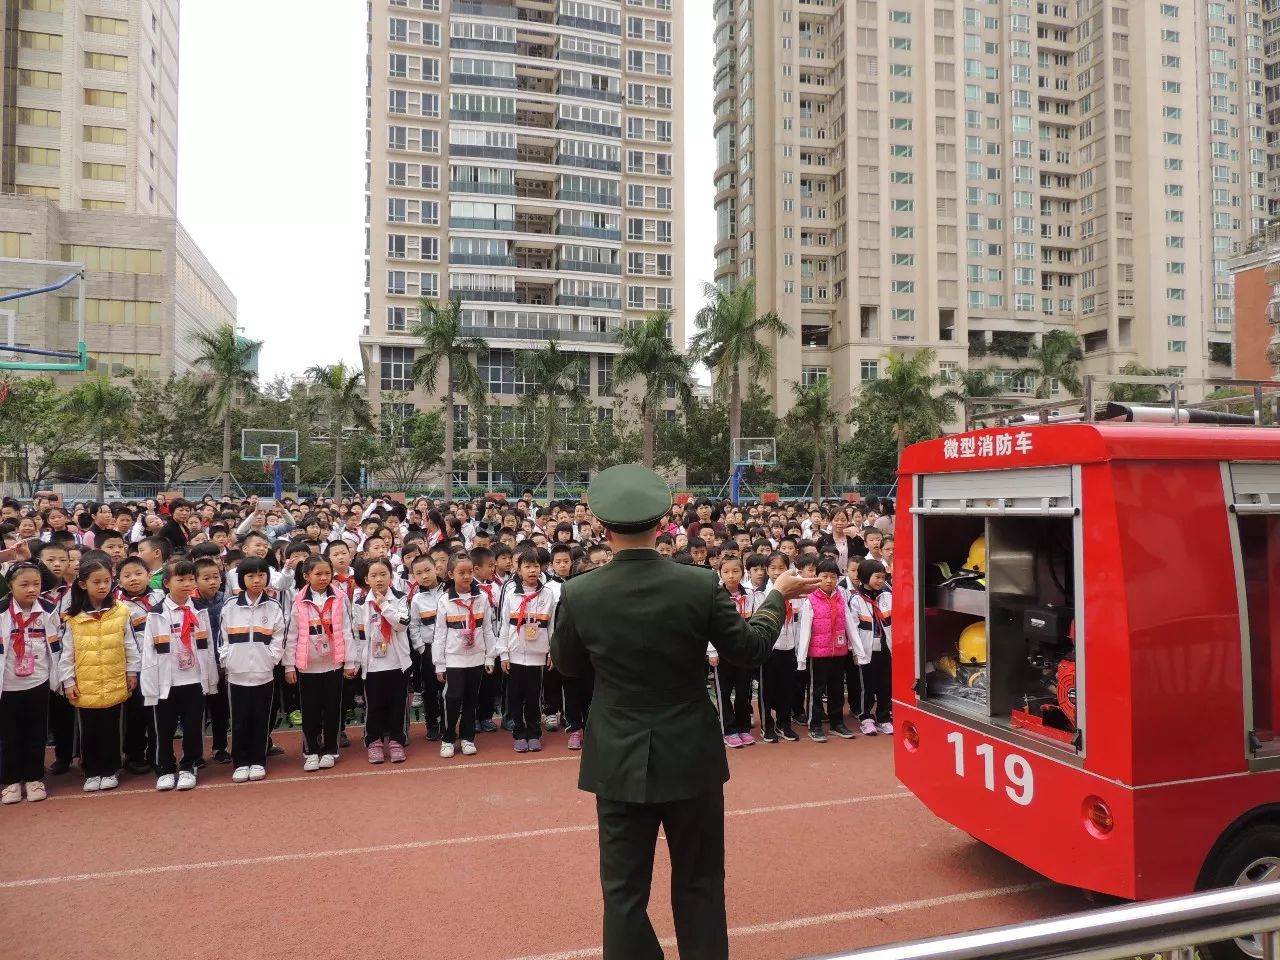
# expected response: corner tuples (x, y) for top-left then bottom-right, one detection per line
(946, 731), (1035, 806)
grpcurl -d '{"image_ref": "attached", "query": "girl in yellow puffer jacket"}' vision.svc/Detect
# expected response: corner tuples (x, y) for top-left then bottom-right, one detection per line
(60, 557), (141, 793)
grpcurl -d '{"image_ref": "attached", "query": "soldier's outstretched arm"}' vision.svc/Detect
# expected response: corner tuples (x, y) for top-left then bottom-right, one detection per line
(550, 587), (588, 678)
(710, 569), (820, 669)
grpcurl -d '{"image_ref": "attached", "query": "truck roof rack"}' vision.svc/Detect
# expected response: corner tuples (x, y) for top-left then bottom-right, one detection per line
(963, 376), (1280, 431)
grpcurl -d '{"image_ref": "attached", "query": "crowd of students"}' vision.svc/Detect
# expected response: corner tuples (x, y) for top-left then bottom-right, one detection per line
(0, 489), (896, 803)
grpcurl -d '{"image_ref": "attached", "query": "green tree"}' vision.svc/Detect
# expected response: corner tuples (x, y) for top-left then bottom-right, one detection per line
(126, 373), (221, 487)
(582, 408), (645, 472)
(191, 324), (262, 497)
(305, 362), (372, 499)
(946, 366), (1011, 428)
(859, 349), (955, 464)
(612, 310), (696, 467)
(1027, 330), (1083, 399)
(62, 376), (133, 503)
(0, 377), (87, 495)
(657, 384), (779, 486)
(785, 379), (839, 499)
(409, 296), (488, 501)
(516, 341), (588, 503)
(356, 397), (445, 491)
(1108, 362), (1175, 404)
(691, 281), (791, 474)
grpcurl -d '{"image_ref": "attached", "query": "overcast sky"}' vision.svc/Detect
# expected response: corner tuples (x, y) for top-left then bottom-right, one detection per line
(177, 2), (715, 380)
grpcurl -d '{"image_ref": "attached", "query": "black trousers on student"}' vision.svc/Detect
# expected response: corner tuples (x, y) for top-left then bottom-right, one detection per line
(808, 656), (846, 730)
(841, 652), (864, 726)
(563, 674), (593, 733)
(48, 688), (76, 765)
(420, 667), (442, 732)
(759, 649), (797, 731)
(154, 683), (205, 775)
(596, 789), (728, 960)
(714, 664), (753, 735)
(207, 666), (229, 753)
(78, 704), (123, 778)
(859, 647), (892, 724)
(542, 664), (564, 718)
(506, 664), (543, 741)
(476, 657), (503, 725)
(229, 681), (273, 768)
(792, 663), (809, 721)
(443, 665), (483, 744)
(298, 669), (343, 757)
(123, 685), (153, 767)
(0, 685), (49, 784)
(364, 669), (408, 747)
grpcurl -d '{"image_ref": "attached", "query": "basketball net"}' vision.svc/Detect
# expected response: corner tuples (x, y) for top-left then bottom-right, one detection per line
(754, 464), (764, 476)
(0, 381), (10, 405)
(262, 456), (276, 477)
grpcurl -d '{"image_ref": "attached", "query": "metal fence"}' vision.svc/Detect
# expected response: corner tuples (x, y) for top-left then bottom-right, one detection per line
(808, 881), (1280, 960)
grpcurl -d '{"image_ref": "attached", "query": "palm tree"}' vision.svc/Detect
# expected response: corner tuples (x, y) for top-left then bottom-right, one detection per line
(409, 296), (488, 501)
(63, 376), (132, 504)
(1109, 361), (1175, 404)
(691, 281), (791, 475)
(516, 341), (587, 503)
(612, 310), (696, 467)
(305, 362), (371, 500)
(787, 379), (838, 499)
(945, 366), (1009, 428)
(1028, 330), (1083, 399)
(191, 324), (262, 497)
(861, 348), (954, 464)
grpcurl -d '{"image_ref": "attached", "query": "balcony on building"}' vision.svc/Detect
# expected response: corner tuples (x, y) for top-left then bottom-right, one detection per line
(516, 101), (556, 131)
(457, 307), (621, 346)
(515, 211), (555, 236)
(517, 279), (556, 307)
(453, 1), (518, 19)
(802, 318), (832, 348)
(515, 135), (556, 166)
(516, 63), (557, 95)
(515, 173), (555, 201)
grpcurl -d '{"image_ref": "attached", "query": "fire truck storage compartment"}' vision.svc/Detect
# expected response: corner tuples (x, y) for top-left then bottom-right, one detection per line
(917, 466), (1079, 749)
(1230, 462), (1280, 759)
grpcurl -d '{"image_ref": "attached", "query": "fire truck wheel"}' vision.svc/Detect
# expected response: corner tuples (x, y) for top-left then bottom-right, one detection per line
(1198, 822), (1280, 960)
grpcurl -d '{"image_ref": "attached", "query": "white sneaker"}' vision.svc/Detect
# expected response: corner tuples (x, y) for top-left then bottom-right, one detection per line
(1, 783), (21, 805)
(860, 718), (879, 736)
(232, 766), (250, 783)
(248, 765), (266, 781)
(318, 754), (336, 769)
(99, 774), (119, 791)
(439, 742), (455, 759)
(460, 740), (477, 756)
(877, 721), (894, 735)
(176, 770), (197, 791)
(156, 774), (176, 792)
(544, 714), (560, 731)
(303, 754), (320, 772)
(82, 777), (102, 793)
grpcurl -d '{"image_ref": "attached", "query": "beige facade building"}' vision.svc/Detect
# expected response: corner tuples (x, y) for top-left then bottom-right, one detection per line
(0, 0), (236, 381)
(360, 0), (684, 488)
(715, 0), (1273, 418)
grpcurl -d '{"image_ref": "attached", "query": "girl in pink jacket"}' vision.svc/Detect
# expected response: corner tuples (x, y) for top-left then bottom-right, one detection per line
(796, 558), (858, 743)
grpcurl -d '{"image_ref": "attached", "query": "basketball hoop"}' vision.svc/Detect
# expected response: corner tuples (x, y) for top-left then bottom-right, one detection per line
(0, 381), (10, 405)
(262, 456), (276, 477)
(753, 464), (764, 476)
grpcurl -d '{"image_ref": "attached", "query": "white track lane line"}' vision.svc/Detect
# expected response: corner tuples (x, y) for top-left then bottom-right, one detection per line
(47, 753), (580, 801)
(504, 882), (1053, 960)
(1, 793), (911, 889)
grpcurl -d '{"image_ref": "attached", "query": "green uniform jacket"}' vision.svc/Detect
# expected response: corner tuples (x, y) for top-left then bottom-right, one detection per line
(551, 548), (786, 804)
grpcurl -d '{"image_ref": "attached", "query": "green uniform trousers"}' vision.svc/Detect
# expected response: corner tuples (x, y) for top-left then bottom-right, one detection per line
(596, 789), (728, 960)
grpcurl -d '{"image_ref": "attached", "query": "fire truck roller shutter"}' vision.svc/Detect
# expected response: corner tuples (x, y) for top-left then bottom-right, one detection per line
(1229, 463), (1280, 514)
(916, 466), (1075, 516)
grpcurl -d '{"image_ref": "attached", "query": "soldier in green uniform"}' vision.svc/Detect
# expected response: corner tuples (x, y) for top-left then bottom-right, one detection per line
(551, 465), (819, 960)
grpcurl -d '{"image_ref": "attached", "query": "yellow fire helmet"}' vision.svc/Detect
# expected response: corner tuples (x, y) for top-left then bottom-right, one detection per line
(964, 536), (987, 574)
(958, 621), (988, 665)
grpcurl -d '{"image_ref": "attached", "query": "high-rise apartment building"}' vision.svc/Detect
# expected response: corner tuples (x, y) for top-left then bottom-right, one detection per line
(714, 0), (1273, 418)
(1, 0), (236, 381)
(361, 0), (683, 489)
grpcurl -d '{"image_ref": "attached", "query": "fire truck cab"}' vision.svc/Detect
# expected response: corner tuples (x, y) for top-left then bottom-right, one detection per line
(893, 385), (1280, 958)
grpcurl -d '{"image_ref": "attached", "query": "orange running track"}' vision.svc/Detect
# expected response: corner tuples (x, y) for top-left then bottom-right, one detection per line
(0, 728), (1087, 960)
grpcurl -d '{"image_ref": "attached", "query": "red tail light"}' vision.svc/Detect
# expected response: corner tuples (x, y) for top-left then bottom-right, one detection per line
(902, 721), (920, 752)
(1084, 796), (1114, 838)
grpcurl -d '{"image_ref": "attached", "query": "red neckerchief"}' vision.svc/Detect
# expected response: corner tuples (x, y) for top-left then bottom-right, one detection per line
(406, 582), (418, 602)
(307, 591), (337, 646)
(860, 588), (888, 636)
(731, 589), (749, 619)
(516, 585), (542, 626)
(477, 580), (497, 610)
(451, 593), (478, 647)
(11, 608), (39, 662)
(333, 573), (355, 601)
(177, 604), (198, 652)
(370, 594), (393, 645)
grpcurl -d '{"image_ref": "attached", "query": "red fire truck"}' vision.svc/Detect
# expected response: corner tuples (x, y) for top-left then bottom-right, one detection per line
(893, 381), (1280, 959)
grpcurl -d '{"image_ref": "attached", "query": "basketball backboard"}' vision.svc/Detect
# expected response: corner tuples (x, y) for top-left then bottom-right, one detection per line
(240, 429), (300, 463)
(732, 437), (777, 468)
(0, 257), (86, 372)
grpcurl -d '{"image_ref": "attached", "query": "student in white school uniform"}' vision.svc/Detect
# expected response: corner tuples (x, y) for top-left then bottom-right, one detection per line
(217, 557), (286, 784)
(115, 556), (162, 775)
(849, 559), (892, 737)
(0, 563), (65, 803)
(141, 560), (218, 792)
(432, 553), (495, 759)
(497, 550), (556, 754)
(406, 553), (445, 742)
(711, 554), (759, 749)
(759, 552), (802, 743)
(351, 557), (414, 765)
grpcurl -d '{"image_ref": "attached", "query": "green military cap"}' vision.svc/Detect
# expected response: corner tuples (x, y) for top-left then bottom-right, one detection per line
(587, 464), (672, 534)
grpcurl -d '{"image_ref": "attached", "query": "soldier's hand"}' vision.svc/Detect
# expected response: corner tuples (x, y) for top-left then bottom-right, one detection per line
(773, 569), (821, 600)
